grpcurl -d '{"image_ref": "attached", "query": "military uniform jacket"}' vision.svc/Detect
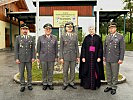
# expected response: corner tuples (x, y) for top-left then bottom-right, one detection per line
(37, 34), (58, 62)
(103, 32), (125, 62)
(60, 32), (79, 61)
(15, 35), (35, 62)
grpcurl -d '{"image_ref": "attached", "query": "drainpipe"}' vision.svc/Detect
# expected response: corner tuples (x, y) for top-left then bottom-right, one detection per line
(96, 0), (99, 35)
(124, 14), (126, 37)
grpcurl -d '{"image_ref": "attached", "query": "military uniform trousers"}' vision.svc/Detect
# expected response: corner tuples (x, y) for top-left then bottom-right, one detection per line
(106, 62), (119, 89)
(40, 61), (54, 85)
(63, 60), (76, 86)
(19, 62), (32, 87)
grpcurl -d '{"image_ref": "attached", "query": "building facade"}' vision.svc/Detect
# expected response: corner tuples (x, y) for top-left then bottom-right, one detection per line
(0, 0), (27, 49)
(33, 0), (97, 38)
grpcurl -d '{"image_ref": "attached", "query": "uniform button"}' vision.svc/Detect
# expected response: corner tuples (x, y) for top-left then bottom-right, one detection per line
(109, 52), (110, 54)
(110, 43), (111, 44)
(109, 49), (110, 50)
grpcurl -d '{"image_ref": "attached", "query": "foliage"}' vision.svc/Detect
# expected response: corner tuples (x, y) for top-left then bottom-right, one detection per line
(99, 22), (108, 35)
(78, 28), (83, 45)
(123, 0), (133, 43)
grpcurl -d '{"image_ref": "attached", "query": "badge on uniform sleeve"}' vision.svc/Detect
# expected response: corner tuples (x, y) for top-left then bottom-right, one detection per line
(51, 40), (55, 44)
(89, 46), (95, 52)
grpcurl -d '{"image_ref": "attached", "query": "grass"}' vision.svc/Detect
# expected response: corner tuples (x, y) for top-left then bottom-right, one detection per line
(125, 43), (133, 51)
(17, 61), (123, 82)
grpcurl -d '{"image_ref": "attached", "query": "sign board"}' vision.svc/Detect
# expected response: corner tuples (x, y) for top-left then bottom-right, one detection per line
(54, 10), (78, 27)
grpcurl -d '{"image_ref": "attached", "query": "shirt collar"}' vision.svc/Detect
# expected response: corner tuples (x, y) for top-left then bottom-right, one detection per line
(44, 34), (52, 38)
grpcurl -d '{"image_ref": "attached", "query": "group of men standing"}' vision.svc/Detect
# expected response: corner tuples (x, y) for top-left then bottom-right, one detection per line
(15, 22), (125, 95)
(15, 22), (79, 92)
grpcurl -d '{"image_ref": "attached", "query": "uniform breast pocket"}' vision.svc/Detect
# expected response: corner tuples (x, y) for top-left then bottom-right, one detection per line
(63, 40), (69, 46)
(41, 41), (47, 46)
(72, 37), (76, 42)
(51, 40), (55, 44)
(113, 39), (119, 48)
(50, 40), (56, 47)
(19, 41), (24, 48)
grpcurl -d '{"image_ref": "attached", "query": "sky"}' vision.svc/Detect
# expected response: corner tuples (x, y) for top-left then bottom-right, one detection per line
(25, 0), (125, 11)
(98, 0), (124, 10)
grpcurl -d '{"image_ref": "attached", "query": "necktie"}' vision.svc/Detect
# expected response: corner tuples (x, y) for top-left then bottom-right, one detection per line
(110, 34), (113, 40)
(69, 33), (71, 37)
(25, 35), (27, 39)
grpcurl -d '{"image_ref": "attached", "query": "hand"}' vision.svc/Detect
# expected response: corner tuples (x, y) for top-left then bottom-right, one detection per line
(77, 58), (80, 63)
(103, 57), (106, 62)
(60, 59), (64, 64)
(37, 59), (40, 63)
(16, 59), (20, 64)
(118, 60), (123, 64)
(97, 58), (101, 62)
(82, 58), (85, 62)
(32, 58), (35, 62)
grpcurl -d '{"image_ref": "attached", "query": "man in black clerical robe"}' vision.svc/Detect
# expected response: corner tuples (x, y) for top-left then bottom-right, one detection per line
(79, 26), (105, 90)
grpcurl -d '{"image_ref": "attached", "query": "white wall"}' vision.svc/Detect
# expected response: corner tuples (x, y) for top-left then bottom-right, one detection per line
(78, 17), (95, 36)
(0, 20), (19, 49)
(38, 16), (95, 36)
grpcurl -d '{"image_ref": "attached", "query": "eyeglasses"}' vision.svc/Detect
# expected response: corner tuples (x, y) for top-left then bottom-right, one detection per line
(66, 26), (73, 28)
(21, 28), (29, 30)
(44, 28), (52, 30)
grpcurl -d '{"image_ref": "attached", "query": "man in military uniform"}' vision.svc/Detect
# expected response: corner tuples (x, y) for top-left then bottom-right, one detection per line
(15, 23), (35, 92)
(103, 22), (125, 95)
(60, 22), (79, 90)
(37, 23), (58, 90)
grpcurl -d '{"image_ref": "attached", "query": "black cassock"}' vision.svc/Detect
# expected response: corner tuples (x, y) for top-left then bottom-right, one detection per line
(79, 34), (105, 90)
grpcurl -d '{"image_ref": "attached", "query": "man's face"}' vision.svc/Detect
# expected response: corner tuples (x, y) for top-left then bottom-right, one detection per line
(65, 25), (73, 33)
(44, 27), (52, 35)
(21, 28), (29, 35)
(89, 27), (95, 35)
(109, 27), (116, 34)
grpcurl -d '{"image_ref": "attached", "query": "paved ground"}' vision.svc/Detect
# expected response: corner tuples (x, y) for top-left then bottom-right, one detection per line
(0, 51), (133, 100)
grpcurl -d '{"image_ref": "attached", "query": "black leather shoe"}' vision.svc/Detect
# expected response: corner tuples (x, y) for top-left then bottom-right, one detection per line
(20, 87), (25, 92)
(104, 87), (112, 92)
(28, 86), (33, 90)
(111, 89), (116, 95)
(62, 85), (68, 90)
(69, 84), (77, 89)
(49, 85), (54, 90)
(42, 85), (47, 90)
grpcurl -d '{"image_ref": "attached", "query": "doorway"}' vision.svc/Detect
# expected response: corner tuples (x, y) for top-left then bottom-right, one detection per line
(5, 28), (10, 48)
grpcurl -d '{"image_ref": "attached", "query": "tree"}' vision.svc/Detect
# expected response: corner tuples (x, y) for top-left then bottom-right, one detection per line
(124, 0), (133, 43)
(115, 16), (124, 33)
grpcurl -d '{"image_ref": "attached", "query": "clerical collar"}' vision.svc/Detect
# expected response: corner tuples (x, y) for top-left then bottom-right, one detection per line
(89, 34), (95, 37)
